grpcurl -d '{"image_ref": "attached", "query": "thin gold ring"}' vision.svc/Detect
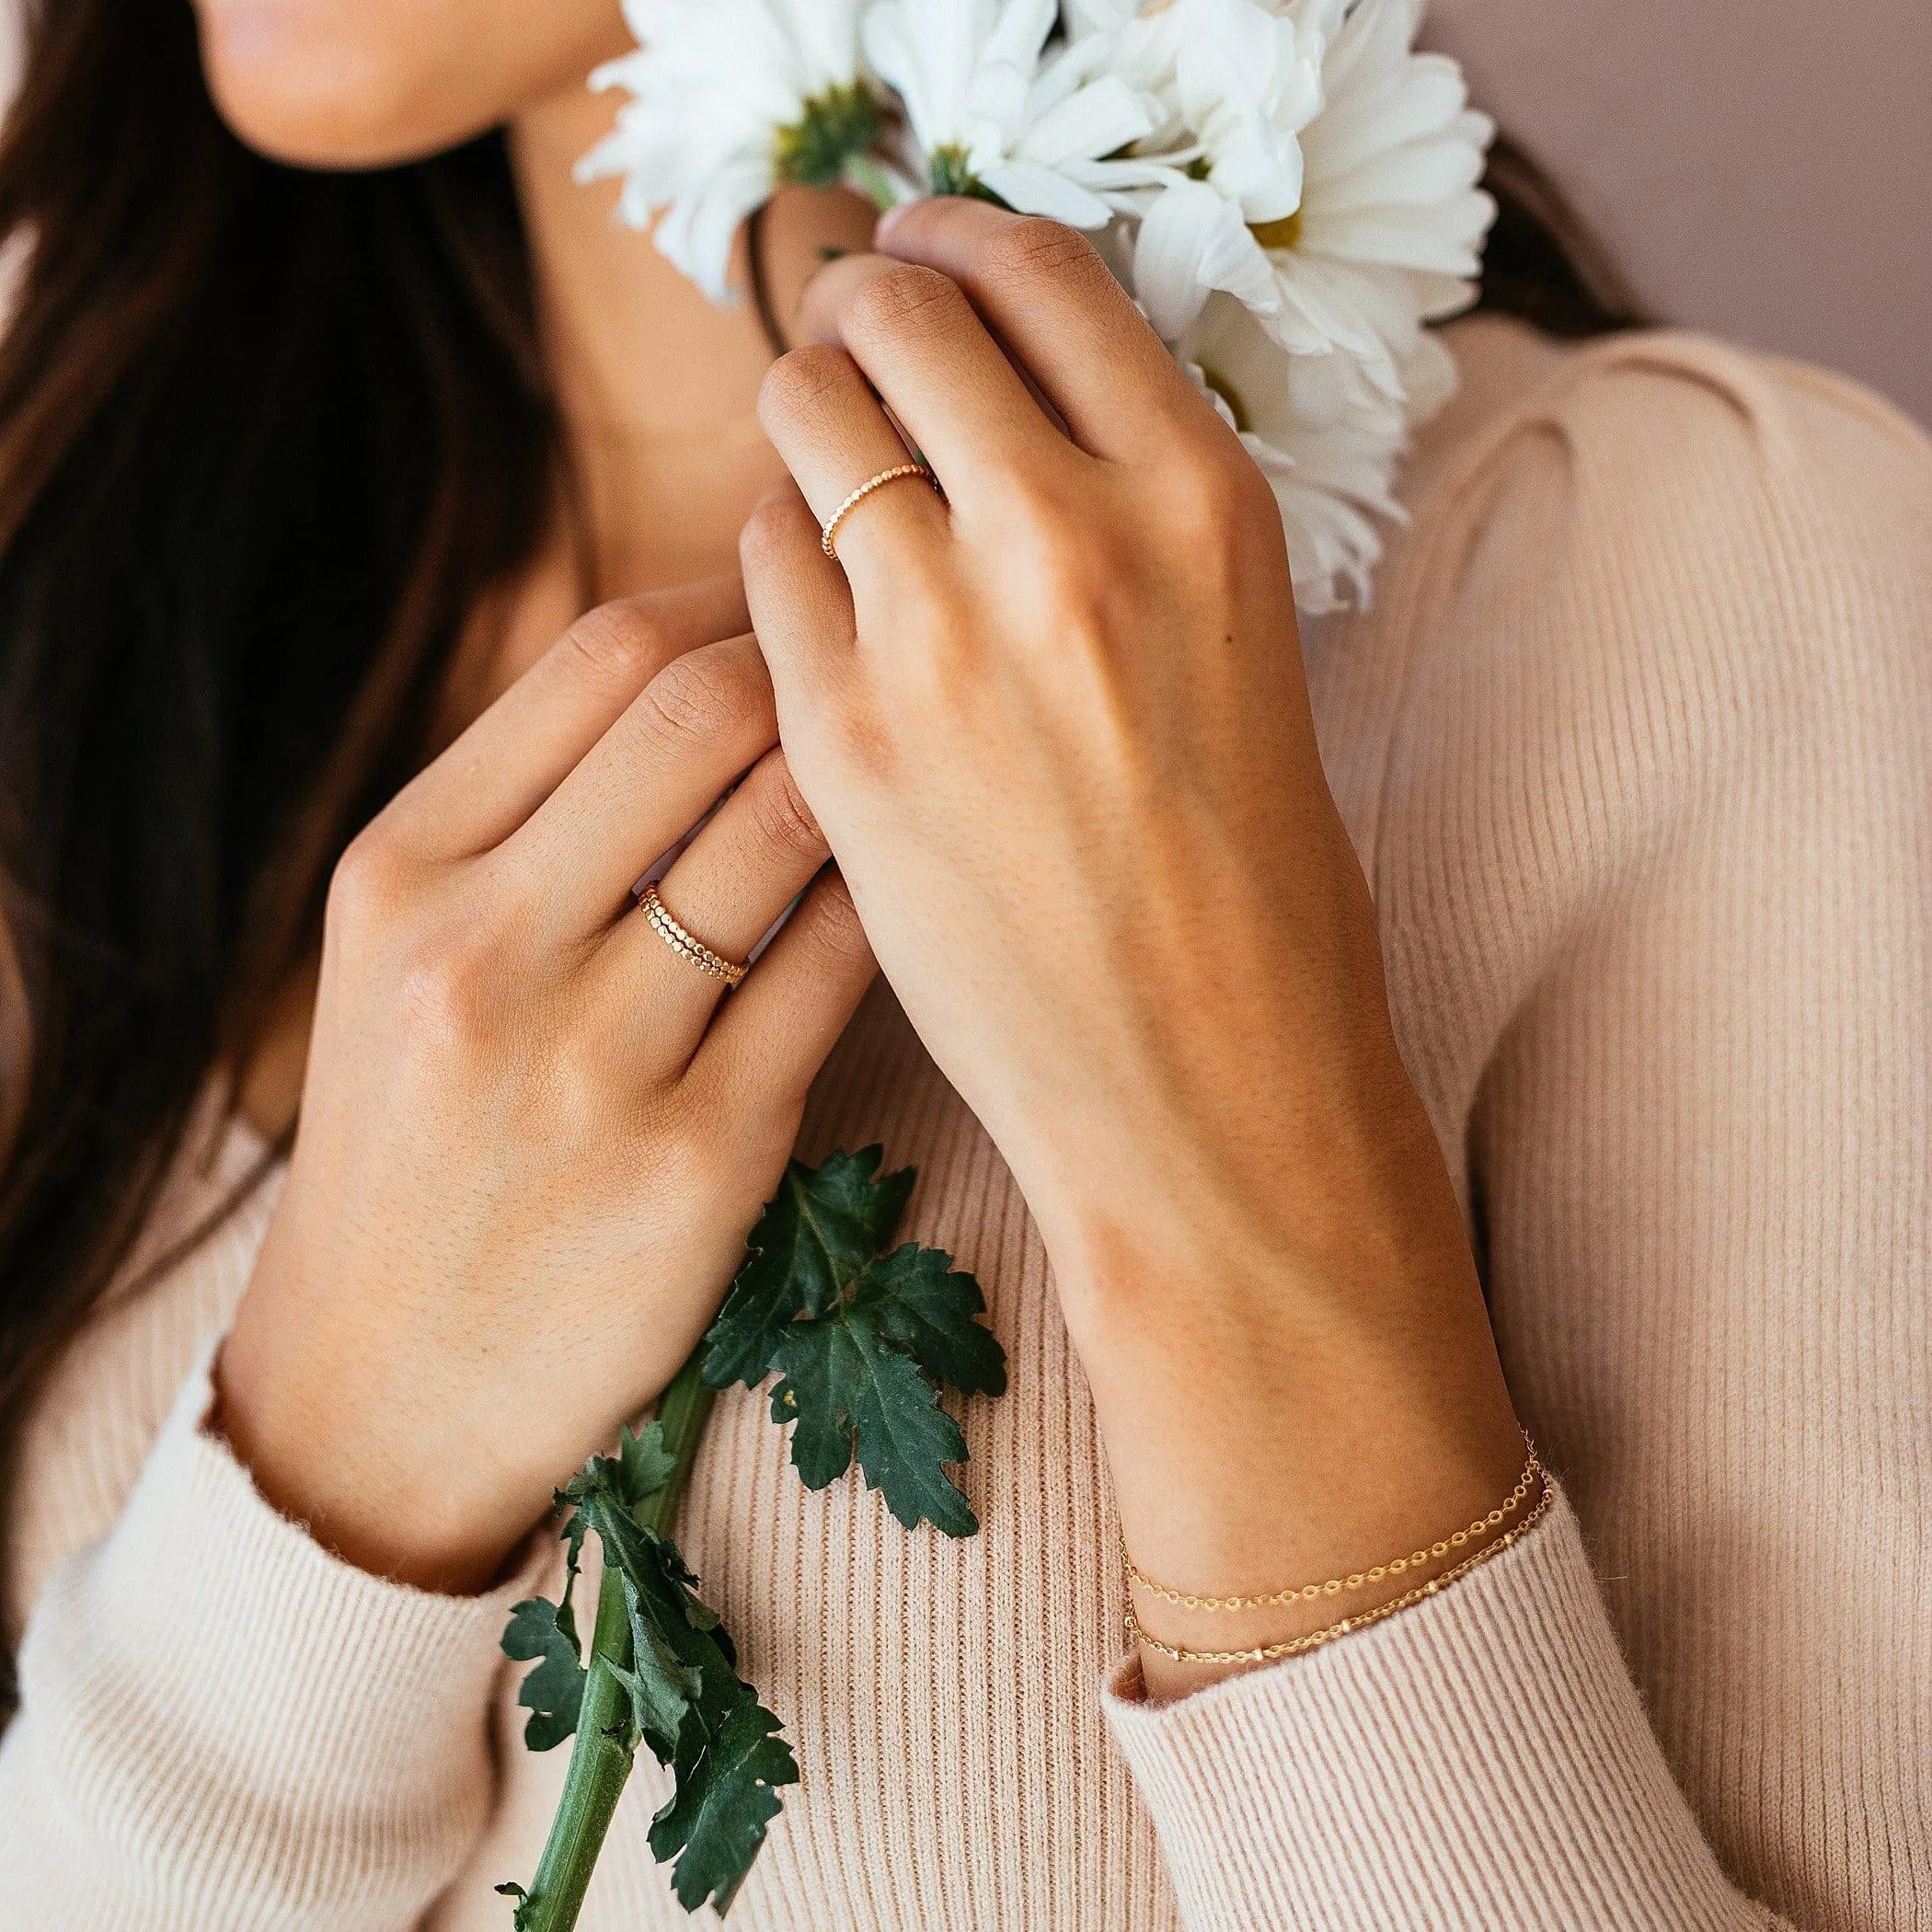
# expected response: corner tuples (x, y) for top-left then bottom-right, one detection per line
(639, 882), (748, 988)
(820, 462), (941, 559)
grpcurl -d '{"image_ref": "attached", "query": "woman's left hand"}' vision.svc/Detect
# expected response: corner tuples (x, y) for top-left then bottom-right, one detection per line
(742, 197), (1526, 1693)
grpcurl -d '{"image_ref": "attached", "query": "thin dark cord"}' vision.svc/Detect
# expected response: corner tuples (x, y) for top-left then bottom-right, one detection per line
(745, 201), (790, 360)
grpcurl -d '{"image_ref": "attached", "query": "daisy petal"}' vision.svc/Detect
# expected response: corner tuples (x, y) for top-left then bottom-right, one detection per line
(980, 160), (1117, 228)
(1133, 179), (1280, 341)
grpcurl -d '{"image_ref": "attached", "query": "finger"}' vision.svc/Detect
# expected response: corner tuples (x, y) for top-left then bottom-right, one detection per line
(788, 249), (1065, 489)
(382, 576), (750, 862)
(594, 747), (831, 1053)
(739, 483), (862, 707)
(874, 199), (1210, 463)
(755, 344), (949, 575)
(696, 868), (877, 1109)
(498, 633), (779, 939)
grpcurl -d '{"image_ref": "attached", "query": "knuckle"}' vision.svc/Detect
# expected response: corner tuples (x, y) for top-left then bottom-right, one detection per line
(801, 873), (873, 969)
(995, 463), (1079, 545)
(639, 638), (770, 744)
(1180, 445), (1259, 523)
(979, 214), (1097, 289)
(393, 924), (500, 1054)
(1167, 450), (1271, 568)
(739, 488), (818, 573)
(544, 1025), (626, 1134)
(743, 754), (825, 865)
(799, 877), (877, 973)
(987, 475), (1119, 622)
(326, 825), (410, 936)
(559, 599), (666, 686)
(758, 344), (859, 428)
(845, 261), (962, 341)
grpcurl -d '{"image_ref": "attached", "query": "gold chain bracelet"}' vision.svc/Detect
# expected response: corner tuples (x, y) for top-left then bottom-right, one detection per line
(1121, 1434), (1541, 1613)
(1124, 1475), (1555, 1667)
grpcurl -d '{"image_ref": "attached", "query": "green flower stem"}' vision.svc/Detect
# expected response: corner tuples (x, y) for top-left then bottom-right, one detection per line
(844, 155), (900, 213)
(512, 1352), (718, 1932)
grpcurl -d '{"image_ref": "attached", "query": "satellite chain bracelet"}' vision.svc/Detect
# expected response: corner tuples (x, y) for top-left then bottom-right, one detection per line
(1122, 1434), (1547, 1667)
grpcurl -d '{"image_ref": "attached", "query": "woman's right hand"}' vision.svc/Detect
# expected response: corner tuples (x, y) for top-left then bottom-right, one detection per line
(216, 576), (877, 1593)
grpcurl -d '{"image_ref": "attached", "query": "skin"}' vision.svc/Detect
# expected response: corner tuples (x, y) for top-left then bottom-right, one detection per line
(202, 0), (1528, 1699)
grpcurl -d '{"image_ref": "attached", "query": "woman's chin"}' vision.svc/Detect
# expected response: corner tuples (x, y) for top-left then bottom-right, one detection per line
(195, 32), (474, 168)
(189, 0), (622, 171)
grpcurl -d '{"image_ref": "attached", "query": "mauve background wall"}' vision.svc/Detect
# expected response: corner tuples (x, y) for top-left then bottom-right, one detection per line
(0, 1), (1926, 421)
(1425, 0), (1932, 425)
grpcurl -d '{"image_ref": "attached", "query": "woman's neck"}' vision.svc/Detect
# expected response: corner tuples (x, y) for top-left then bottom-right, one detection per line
(509, 82), (879, 608)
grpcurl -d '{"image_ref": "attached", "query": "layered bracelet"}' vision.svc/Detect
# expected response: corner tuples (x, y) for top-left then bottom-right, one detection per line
(1122, 1435), (1547, 1667)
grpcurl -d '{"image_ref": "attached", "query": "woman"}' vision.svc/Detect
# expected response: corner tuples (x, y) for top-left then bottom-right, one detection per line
(0, 0), (1925, 1927)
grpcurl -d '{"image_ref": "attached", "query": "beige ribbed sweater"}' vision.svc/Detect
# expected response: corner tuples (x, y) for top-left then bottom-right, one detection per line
(2, 317), (1926, 1930)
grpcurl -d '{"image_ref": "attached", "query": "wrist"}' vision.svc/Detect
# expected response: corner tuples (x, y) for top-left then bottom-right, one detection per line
(217, 1245), (544, 1595)
(1124, 1445), (1549, 1701)
(1040, 1144), (1527, 1691)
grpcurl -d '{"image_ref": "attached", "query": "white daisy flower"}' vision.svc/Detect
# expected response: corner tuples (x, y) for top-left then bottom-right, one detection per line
(576, 0), (876, 304)
(1177, 291), (1447, 614)
(1100, 0), (1491, 400)
(862, 0), (1161, 228)
(1084, 0), (1338, 356)
(1089, 0), (1319, 224)
(567, 0), (1494, 621)
(1259, 0), (1497, 374)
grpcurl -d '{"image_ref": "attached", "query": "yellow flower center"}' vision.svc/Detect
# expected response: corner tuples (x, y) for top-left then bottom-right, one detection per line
(1248, 208), (1304, 251)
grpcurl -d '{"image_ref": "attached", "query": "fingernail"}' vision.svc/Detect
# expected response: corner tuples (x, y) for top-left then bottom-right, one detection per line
(875, 201), (911, 245)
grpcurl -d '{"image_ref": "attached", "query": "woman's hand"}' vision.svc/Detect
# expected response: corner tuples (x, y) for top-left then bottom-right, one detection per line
(742, 201), (1526, 1692)
(218, 577), (877, 1593)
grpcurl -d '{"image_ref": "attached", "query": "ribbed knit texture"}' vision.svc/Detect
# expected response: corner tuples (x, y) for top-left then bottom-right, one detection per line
(2, 317), (1926, 1930)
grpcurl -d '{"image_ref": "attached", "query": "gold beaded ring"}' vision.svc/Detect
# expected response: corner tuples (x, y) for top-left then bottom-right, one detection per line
(820, 462), (943, 560)
(639, 881), (748, 988)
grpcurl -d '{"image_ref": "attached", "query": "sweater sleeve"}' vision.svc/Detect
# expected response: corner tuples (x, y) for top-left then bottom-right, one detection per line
(1105, 1486), (1781, 1930)
(1101, 339), (1932, 1931)
(0, 1341), (548, 1931)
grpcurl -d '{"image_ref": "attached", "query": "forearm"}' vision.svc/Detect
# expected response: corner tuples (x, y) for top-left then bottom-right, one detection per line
(1043, 1064), (1528, 1699)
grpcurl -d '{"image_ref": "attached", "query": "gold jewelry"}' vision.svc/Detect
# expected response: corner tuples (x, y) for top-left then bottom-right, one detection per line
(1122, 1435), (1541, 1612)
(1124, 1477), (1555, 1667)
(820, 462), (942, 559)
(639, 882), (748, 987)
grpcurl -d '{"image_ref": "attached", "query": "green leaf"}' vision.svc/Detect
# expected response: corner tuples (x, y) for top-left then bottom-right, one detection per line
(610, 1574), (704, 1758)
(861, 1244), (1008, 1397)
(703, 1147), (914, 1389)
(616, 1420), (679, 1513)
(563, 1471), (796, 1911)
(507, 1152), (1012, 1921)
(501, 1596), (586, 1754)
(500, 1356), (792, 1926)
(701, 1147), (1005, 1537)
(649, 1688), (799, 1916)
(771, 1314), (979, 1536)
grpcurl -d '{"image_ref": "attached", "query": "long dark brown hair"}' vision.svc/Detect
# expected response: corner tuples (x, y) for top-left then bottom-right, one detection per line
(0, 0), (1639, 1669)
(0, 0), (558, 1662)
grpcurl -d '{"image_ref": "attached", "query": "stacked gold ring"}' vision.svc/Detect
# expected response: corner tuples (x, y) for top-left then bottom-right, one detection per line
(820, 462), (942, 560)
(639, 881), (748, 987)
